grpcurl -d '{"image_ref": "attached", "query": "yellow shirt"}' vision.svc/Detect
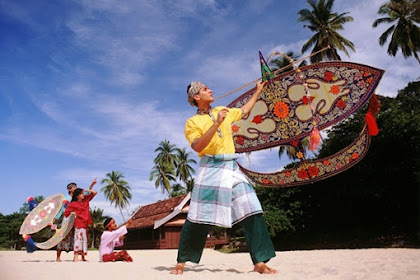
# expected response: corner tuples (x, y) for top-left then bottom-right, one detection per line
(185, 106), (242, 157)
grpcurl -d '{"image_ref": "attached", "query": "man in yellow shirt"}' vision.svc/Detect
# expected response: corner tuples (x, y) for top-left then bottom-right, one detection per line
(170, 81), (277, 275)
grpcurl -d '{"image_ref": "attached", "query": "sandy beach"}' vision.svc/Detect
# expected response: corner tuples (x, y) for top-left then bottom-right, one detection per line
(1, 248), (419, 280)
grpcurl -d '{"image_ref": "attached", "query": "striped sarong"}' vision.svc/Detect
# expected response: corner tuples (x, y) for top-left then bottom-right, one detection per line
(187, 154), (263, 228)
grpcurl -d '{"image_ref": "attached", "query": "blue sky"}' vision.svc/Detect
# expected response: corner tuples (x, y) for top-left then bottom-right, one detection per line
(0, 0), (418, 223)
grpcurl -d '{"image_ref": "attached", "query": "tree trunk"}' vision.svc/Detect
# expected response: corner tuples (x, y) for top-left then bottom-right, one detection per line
(119, 207), (126, 222)
(91, 230), (95, 248)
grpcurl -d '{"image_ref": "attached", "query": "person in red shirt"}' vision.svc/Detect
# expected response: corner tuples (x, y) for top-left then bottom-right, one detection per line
(64, 187), (97, 262)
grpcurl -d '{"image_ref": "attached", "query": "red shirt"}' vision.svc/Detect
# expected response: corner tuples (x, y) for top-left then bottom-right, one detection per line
(64, 193), (96, 228)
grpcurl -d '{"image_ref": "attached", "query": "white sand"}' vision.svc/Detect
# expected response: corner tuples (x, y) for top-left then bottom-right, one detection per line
(1, 248), (419, 280)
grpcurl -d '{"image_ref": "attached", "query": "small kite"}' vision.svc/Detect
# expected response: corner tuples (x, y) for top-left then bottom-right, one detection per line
(20, 194), (75, 252)
(259, 50), (274, 83)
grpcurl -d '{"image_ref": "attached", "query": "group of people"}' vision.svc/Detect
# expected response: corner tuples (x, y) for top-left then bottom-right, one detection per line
(54, 178), (132, 263)
(50, 80), (276, 274)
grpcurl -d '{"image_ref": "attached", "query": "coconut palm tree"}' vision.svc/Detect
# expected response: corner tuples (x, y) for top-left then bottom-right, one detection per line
(101, 171), (132, 222)
(154, 140), (178, 169)
(185, 178), (195, 193)
(414, 0), (420, 21)
(298, 0), (355, 63)
(150, 162), (176, 197)
(278, 138), (310, 161)
(268, 51), (307, 74)
(373, 0), (420, 64)
(170, 183), (187, 197)
(89, 207), (110, 248)
(175, 148), (197, 184)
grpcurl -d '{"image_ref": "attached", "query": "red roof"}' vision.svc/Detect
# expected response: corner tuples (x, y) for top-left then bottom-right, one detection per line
(128, 194), (188, 229)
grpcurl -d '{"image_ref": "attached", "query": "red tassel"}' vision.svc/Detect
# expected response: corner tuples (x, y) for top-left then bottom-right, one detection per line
(365, 112), (379, 136)
(309, 128), (321, 151)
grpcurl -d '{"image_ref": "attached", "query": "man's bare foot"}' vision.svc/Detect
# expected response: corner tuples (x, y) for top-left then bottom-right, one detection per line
(253, 263), (277, 274)
(73, 258), (79, 262)
(170, 263), (185, 275)
(56, 258), (61, 262)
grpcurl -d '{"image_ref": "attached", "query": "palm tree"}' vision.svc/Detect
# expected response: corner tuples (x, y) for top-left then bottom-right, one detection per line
(298, 0), (355, 63)
(278, 138), (310, 161)
(373, 0), (420, 64)
(175, 148), (197, 184)
(185, 178), (195, 193)
(150, 162), (176, 197)
(154, 140), (178, 168)
(101, 171), (132, 222)
(269, 51), (308, 74)
(414, 0), (420, 21)
(170, 183), (187, 197)
(89, 207), (110, 248)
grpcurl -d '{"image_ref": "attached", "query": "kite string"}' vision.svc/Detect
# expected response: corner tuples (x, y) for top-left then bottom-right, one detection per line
(215, 45), (331, 101)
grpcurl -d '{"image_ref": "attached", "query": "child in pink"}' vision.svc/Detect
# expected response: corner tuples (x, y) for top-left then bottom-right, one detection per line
(64, 187), (97, 262)
(99, 218), (133, 262)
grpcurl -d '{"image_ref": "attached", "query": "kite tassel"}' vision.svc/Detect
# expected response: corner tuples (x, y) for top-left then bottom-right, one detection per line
(309, 128), (321, 152)
(365, 112), (379, 136)
(368, 94), (380, 116)
(27, 196), (38, 211)
(23, 234), (37, 253)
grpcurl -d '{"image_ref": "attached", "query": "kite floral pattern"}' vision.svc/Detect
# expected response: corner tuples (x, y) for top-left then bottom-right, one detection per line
(228, 61), (384, 153)
(238, 125), (371, 188)
(20, 194), (63, 235)
(273, 101), (289, 118)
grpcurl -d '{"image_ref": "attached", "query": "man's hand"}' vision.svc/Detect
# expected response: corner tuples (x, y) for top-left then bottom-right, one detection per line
(241, 81), (268, 117)
(256, 80), (267, 92)
(216, 108), (229, 125)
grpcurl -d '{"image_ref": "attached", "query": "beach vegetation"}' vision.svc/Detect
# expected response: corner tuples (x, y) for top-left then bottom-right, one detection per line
(89, 207), (110, 248)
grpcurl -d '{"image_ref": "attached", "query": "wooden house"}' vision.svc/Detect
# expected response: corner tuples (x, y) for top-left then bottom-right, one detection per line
(124, 193), (230, 249)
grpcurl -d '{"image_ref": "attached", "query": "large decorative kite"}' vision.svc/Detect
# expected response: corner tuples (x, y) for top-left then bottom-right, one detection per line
(227, 54), (384, 187)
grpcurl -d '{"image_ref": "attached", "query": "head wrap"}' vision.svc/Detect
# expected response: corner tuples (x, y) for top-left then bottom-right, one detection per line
(187, 81), (205, 106)
(104, 218), (113, 229)
(67, 182), (77, 190)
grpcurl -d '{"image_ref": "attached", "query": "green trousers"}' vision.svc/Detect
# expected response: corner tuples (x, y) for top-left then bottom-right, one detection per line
(177, 213), (276, 264)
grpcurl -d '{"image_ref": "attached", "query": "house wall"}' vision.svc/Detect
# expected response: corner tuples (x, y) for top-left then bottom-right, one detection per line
(124, 225), (230, 250)
(164, 226), (181, 249)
